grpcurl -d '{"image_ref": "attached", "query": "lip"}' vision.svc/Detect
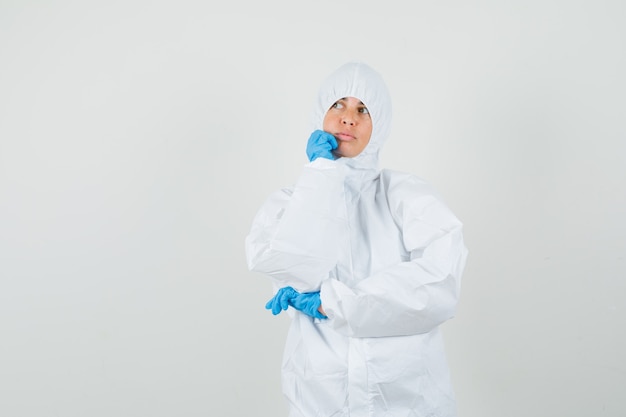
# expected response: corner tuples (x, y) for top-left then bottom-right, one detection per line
(335, 132), (356, 141)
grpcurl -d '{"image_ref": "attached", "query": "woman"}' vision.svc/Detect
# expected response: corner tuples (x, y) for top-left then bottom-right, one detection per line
(245, 62), (468, 417)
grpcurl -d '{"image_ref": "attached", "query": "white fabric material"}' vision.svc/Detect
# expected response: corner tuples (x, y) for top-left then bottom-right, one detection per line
(245, 62), (468, 417)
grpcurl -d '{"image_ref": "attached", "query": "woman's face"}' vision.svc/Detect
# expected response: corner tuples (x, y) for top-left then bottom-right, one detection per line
(322, 97), (372, 158)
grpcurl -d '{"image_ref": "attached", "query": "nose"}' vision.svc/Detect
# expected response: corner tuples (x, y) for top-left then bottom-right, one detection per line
(341, 114), (355, 126)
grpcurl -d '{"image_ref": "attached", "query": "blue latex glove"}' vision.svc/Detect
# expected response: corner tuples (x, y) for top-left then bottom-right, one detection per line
(289, 291), (327, 319)
(265, 287), (299, 315)
(306, 130), (338, 162)
(265, 286), (327, 319)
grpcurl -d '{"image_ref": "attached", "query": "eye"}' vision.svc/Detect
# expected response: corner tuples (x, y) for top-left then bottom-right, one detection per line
(359, 106), (370, 115)
(331, 101), (345, 110)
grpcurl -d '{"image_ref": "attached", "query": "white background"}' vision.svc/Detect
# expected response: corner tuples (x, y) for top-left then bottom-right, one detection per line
(1, 1), (624, 416)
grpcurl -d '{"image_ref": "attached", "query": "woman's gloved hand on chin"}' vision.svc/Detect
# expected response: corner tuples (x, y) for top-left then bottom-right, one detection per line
(306, 130), (337, 162)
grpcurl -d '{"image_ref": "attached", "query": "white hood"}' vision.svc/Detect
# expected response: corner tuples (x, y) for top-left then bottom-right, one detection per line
(310, 62), (392, 170)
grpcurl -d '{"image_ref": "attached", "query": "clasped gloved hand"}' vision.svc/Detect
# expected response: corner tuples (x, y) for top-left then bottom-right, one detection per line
(265, 286), (327, 319)
(306, 130), (338, 162)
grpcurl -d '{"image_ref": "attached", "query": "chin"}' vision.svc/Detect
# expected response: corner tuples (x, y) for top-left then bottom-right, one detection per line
(336, 148), (353, 159)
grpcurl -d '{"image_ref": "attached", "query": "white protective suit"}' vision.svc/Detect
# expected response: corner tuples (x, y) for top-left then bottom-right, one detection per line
(245, 62), (468, 417)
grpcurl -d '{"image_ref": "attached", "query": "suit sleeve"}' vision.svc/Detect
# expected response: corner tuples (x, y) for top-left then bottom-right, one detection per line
(245, 158), (347, 293)
(320, 174), (468, 337)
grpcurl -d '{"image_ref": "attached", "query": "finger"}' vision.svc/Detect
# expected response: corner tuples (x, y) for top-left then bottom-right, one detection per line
(266, 297), (283, 315)
(310, 130), (326, 145)
(272, 287), (288, 314)
(287, 293), (300, 309)
(278, 290), (292, 311)
(272, 295), (285, 315)
(316, 131), (336, 148)
(325, 133), (338, 150)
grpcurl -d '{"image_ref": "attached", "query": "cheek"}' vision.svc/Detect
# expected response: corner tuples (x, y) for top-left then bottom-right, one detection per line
(361, 122), (373, 142)
(322, 114), (332, 131)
